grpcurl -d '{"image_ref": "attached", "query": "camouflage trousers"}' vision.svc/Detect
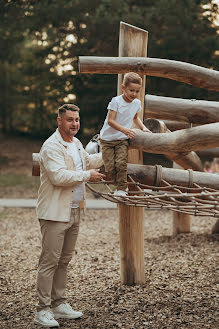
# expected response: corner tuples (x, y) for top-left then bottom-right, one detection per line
(100, 139), (129, 191)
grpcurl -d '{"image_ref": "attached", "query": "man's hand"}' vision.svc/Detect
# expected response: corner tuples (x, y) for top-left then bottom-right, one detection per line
(89, 169), (106, 182)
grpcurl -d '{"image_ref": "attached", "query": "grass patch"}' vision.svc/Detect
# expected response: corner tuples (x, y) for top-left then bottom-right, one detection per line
(0, 174), (40, 188)
(0, 210), (8, 219)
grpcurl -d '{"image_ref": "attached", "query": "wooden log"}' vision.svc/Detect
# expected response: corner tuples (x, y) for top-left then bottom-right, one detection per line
(127, 163), (219, 189)
(78, 56), (219, 91)
(144, 119), (203, 171)
(197, 148), (219, 159)
(163, 120), (192, 131)
(32, 154), (219, 189)
(129, 122), (219, 154)
(117, 22), (147, 285)
(173, 212), (191, 236)
(172, 163), (191, 236)
(144, 94), (219, 125)
(32, 153), (40, 176)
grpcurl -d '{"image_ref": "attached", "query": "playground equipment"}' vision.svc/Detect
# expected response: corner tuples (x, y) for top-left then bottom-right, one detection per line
(77, 21), (219, 285)
(32, 22), (219, 286)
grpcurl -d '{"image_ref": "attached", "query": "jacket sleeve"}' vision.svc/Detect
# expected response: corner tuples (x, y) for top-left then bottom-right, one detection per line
(40, 147), (91, 187)
(77, 139), (104, 170)
(83, 149), (103, 170)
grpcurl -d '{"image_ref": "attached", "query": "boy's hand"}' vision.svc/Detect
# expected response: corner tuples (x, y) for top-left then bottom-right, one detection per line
(123, 128), (136, 139)
(142, 127), (152, 133)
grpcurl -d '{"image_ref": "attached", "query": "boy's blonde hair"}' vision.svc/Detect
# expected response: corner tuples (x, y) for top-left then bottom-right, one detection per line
(123, 72), (142, 87)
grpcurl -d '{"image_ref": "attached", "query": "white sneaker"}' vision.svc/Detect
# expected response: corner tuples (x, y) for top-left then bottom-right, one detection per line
(113, 190), (127, 196)
(34, 309), (59, 327)
(52, 303), (82, 320)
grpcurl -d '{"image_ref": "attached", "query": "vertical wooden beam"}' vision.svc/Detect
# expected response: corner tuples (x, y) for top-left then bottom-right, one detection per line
(172, 163), (191, 235)
(117, 22), (148, 285)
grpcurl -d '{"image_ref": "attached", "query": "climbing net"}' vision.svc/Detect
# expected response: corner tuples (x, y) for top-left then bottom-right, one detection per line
(86, 166), (219, 218)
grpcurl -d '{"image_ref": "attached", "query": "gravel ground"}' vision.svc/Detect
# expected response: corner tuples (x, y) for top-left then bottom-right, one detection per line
(0, 207), (218, 329)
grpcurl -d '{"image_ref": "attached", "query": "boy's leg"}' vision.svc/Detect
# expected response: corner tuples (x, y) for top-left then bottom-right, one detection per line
(100, 140), (116, 183)
(51, 208), (80, 307)
(115, 140), (129, 191)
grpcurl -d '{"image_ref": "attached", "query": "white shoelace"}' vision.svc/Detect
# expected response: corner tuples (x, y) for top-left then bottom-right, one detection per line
(41, 310), (54, 320)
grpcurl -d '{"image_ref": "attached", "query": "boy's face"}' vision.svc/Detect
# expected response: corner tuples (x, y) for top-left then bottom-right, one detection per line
(122, 82), (141, 103)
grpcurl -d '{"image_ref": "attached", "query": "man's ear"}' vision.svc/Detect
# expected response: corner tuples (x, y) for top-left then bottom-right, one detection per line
(57, 116), (61, 126)
(121, 84), (125, 91)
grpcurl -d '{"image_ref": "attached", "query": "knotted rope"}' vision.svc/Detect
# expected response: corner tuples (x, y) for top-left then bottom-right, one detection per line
(86, 166), (219, 218)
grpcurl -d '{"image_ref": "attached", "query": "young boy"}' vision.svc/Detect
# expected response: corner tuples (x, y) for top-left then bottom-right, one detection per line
(100, 72), (151, 196)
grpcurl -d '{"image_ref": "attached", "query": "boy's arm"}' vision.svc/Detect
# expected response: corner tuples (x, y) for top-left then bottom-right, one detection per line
(108, 110), (136, 138)
(133, 113), (152, 133)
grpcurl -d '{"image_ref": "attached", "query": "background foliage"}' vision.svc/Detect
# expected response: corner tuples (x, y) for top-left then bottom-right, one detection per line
(0, 0), (219, 143)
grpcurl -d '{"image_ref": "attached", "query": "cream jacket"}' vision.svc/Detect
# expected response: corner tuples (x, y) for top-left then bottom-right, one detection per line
(36, 129), (103, 222)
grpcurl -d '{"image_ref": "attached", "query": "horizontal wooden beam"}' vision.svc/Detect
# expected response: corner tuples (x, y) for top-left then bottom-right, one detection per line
(130, 123), (219, 154)
(197, 148), (219, 159)
(145, 94), (219, 125)
(128, 163), (219, 189)
(162, 120), (193, 131)
(32, 153), (219, 189)
(144, 119), (203, 171)
(78, 56), (219, 91)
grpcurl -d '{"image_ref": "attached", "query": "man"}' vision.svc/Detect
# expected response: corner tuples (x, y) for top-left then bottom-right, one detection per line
(34, 104), (105, 327)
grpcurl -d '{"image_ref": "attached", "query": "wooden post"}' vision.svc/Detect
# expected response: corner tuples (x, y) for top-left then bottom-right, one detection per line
(117, 22), (148, 285)
(172, 163), (191, 235)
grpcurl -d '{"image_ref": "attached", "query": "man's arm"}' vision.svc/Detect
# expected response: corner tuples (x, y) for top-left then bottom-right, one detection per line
(41, 147), (104, 186)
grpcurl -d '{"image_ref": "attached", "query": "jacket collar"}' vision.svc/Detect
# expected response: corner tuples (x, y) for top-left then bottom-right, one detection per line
(54, 128), (79, 147)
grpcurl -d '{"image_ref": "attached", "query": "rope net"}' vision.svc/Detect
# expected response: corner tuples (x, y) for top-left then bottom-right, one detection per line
(86, 166), (219, 218)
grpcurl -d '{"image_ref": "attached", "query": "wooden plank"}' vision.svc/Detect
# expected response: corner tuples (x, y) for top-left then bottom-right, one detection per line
(78, 56), (219, 91)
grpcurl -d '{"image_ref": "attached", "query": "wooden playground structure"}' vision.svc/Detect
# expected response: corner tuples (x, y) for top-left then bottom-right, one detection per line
(33, 22), (219, 286)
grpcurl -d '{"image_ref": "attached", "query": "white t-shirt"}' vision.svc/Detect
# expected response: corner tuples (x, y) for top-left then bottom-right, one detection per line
(100, 95), (141, 141)
(67, 142), (84, 208)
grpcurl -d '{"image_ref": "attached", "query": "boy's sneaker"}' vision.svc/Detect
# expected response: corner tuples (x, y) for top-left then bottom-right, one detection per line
(34, 309), (59, 327)
(113, 190), (127, 196)
(52, 303), (82, 320)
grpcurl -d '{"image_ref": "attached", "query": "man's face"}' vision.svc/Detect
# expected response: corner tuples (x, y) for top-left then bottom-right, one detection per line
(57, 110), (80, 140)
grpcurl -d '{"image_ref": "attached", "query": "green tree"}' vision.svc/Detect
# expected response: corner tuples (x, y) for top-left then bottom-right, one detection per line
(0, 0), (218, 142)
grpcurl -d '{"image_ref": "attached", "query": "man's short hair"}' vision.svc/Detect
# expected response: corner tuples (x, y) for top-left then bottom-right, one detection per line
(58, 104), (80, 116)
(123, 72), (142, 87)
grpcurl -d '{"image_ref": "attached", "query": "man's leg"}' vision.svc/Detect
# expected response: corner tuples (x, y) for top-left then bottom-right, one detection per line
(37, 219), (67, 311)
(51, 208), (82, 320)
(51, 209), (80, 307)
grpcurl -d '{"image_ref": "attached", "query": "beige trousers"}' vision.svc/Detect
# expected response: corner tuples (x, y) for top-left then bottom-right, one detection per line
(37, 208), (80, 311)
(100, 139), (129, 191)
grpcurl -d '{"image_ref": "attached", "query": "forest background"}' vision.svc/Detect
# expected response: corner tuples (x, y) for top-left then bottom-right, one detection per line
(0, 0), (219, 145)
